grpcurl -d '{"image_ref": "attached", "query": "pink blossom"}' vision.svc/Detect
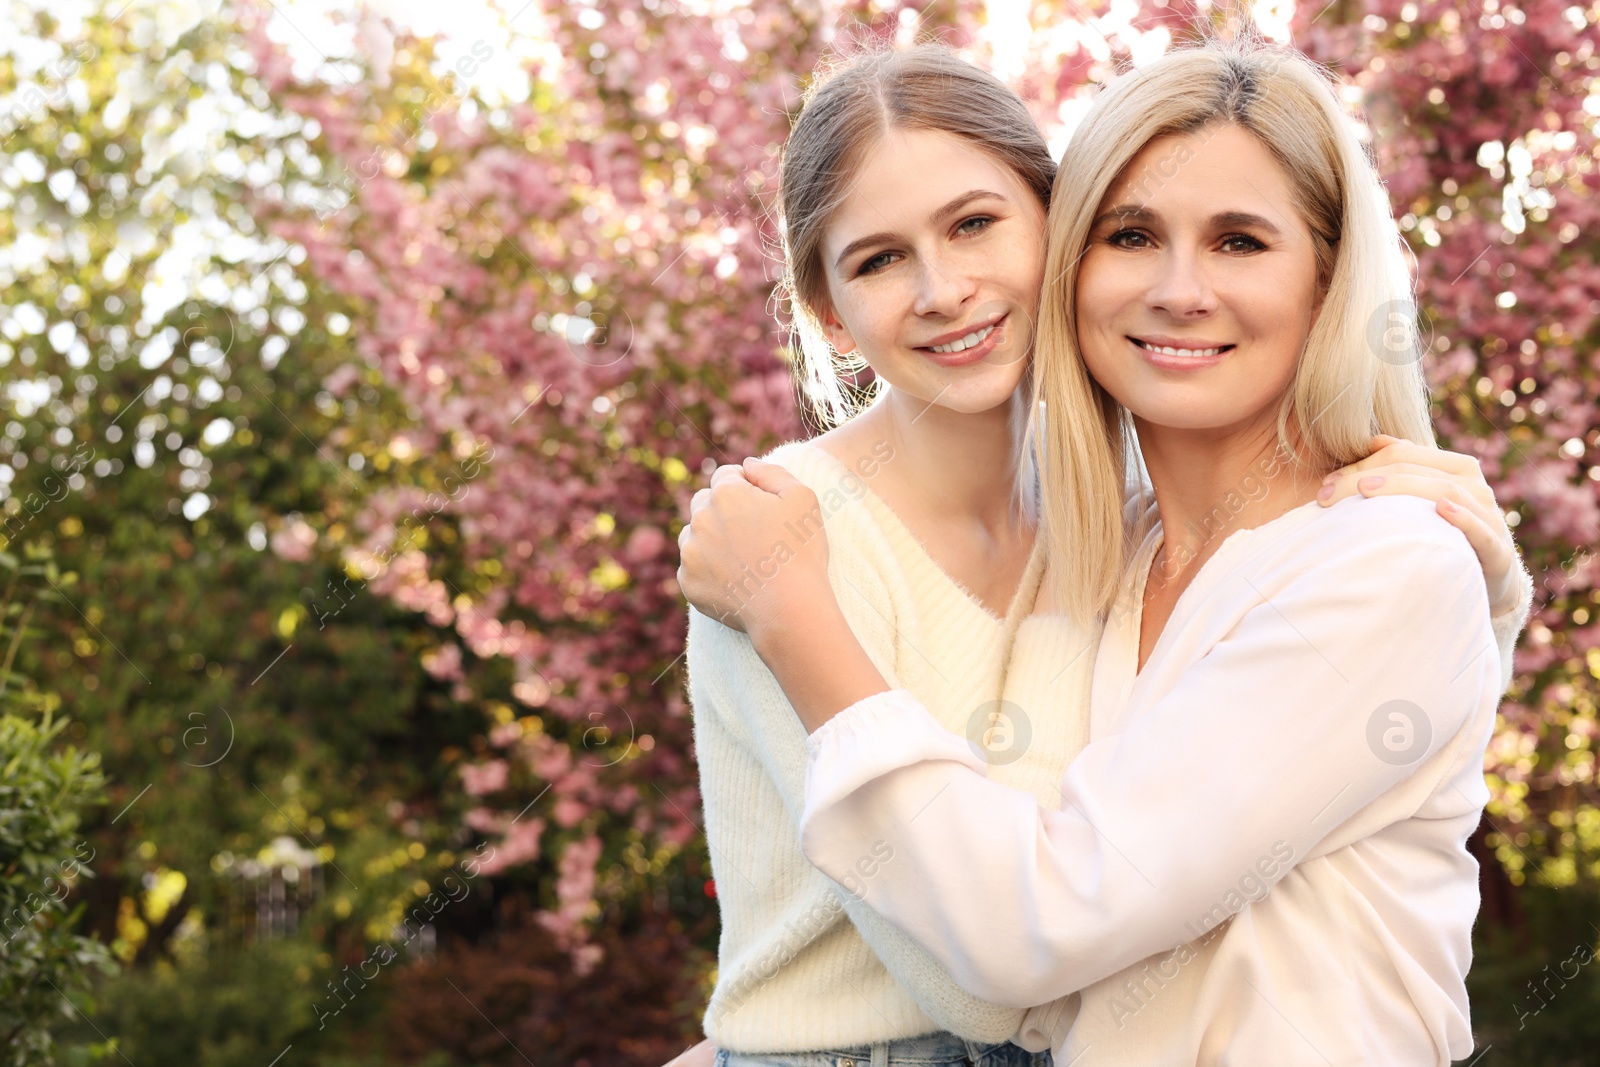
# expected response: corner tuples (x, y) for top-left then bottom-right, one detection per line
(459, 759), (507, 797)
(421, 642), (463, 680)
(269, 518), (317, 562)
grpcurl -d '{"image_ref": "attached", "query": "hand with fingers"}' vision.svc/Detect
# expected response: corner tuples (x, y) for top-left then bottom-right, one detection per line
(676, 458), (832, 638)
(1318, 434), (1528, 616)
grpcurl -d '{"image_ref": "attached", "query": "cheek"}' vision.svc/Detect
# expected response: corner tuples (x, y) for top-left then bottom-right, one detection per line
(1248, 275), (1317, 364)
(1073, 257), (1128, 346)
(1016, 241), (1047, 303)
(837, 291), (890, 342)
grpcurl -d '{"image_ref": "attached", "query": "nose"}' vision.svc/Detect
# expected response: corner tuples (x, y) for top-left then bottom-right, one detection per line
(912, 248), (979, 319)
(1145, 246), (1217, 319)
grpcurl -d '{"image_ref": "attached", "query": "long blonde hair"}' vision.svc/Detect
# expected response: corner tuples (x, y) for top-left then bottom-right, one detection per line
(1033, 32), (1436, 623)
(776, 44), (1056, 427)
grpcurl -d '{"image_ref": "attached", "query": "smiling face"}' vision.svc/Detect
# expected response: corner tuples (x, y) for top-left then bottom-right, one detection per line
(817, 127), (1048, 415)
(1075, 123), (1324, 439)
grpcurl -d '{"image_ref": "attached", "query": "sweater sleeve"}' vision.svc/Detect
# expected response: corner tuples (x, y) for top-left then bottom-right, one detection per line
(797, 517), (1497, 1008)
(686, 500), (1023, 1039)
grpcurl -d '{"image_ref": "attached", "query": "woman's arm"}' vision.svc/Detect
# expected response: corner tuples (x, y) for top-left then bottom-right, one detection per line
(795, 514), (1497, 1007)
(678, 459), (893, 732)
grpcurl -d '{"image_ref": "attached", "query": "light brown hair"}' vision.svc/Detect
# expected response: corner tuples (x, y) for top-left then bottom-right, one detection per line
(777, 44), (1057, 426)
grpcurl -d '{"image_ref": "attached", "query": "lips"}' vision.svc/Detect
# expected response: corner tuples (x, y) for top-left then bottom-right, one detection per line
(913, 313), (1010, 368)
(1130, 337), (1235, 358)
(917, 314), (1008, 353)
(927, 322), (997, 354)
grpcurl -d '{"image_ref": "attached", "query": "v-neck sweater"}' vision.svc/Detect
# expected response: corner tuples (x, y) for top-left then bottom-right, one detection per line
(798, 493), (1531, 1065)
(689, 440), (1095, 1051)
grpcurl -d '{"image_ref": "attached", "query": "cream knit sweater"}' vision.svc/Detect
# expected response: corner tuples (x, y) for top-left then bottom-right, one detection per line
(689, 440), (1099, 1051)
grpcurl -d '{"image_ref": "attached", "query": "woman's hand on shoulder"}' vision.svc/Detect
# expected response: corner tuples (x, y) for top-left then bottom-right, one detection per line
(677, 457), (832, 638)
(1318, 434), (1523, 616)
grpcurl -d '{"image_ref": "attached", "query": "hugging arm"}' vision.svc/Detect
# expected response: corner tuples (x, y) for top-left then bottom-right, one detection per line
(794, 528), (1496, 1007)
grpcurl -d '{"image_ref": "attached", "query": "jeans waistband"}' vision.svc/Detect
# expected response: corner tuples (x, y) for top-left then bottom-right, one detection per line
(717, 1030), (1046, 1067)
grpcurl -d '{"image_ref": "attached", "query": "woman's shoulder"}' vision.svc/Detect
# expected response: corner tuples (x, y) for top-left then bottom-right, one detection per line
(753, 438), (833, 495)
(1242, 494), (1482, 597)
(1305, 493), (1473, 555)
(759, 436), (898, 519)
(751, 438), (905, 566)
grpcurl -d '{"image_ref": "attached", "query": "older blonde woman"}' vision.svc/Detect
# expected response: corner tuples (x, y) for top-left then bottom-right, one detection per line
(679, 33), (1530, 1066)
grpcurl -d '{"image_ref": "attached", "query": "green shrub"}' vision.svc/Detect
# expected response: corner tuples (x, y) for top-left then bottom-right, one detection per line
(0, 553), (115, 1065)
(1468, 877), (1600, 1066)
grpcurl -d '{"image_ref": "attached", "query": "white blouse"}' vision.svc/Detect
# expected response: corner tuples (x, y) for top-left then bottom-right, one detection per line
(798, 495), (1525, 1065)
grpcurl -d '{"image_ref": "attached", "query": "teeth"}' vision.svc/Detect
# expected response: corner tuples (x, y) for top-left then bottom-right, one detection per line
(930, 323), (996, 354)
(1139, 341), (1227, 357)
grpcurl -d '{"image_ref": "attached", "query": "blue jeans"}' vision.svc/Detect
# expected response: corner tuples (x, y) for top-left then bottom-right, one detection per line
(715, 1031), (1052, 1067)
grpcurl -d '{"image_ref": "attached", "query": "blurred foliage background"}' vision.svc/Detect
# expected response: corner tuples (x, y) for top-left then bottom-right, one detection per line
(0, 0), (1596, 1064)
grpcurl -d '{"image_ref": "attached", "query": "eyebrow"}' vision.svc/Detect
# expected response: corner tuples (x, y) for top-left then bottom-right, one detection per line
(1090, 204), (1285, 237)
(832, 189), (1014, 272)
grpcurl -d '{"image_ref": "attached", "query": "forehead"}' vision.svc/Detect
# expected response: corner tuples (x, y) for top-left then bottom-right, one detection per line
(823, 128), (1033, 250)
(1102, 124), (1303, 228)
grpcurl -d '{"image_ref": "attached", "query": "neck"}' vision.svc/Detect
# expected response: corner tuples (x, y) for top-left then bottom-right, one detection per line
(864, 385), (1031, 534)
(1135, 412), (1329, 581)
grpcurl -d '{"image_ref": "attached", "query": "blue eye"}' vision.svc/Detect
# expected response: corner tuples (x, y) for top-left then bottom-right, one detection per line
(857, 252), (895, 276)
(854, 215), (998, 277)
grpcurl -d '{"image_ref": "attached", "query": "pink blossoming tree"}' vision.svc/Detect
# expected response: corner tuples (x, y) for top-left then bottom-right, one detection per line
(253, 0), (1599, 979)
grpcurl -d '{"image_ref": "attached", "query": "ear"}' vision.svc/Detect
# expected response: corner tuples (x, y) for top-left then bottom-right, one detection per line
(819, 302), (857, 356)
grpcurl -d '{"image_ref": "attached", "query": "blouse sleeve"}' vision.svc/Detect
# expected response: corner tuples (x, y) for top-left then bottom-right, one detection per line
(797, 518), (1498, 1008)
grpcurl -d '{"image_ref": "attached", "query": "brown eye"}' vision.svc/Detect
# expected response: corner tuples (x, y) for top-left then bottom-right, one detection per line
(1221, 233), (1267, 253)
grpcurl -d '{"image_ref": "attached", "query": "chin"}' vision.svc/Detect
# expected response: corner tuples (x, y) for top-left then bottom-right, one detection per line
(928, 379), (1027, 416)
(947, 396), (1022, 417)
(904, 358), (1026, 404)
(1126, 396), (1276, 435)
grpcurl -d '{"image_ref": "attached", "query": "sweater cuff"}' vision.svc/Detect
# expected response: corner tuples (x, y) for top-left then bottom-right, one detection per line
(1489, 555), (1535, 694)
(801, 689), (986, 839)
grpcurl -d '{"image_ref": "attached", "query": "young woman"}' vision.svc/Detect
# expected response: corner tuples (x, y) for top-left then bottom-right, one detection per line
(679, 48), (1060, 1067)
(673, 39), (1529, 1067)
(677, 34), (1530, 1067)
